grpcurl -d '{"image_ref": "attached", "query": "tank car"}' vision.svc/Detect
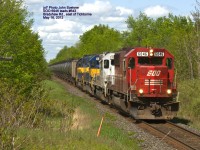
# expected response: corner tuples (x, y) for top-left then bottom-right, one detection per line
(49, 59), (77, 83)
(104, 47), (179, 120)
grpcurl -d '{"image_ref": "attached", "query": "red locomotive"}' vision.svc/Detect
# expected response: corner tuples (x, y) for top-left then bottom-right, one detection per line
(105, 47), (179, 119)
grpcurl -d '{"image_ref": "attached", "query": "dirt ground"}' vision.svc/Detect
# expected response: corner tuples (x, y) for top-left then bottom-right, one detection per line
(71, 107), (91, 130)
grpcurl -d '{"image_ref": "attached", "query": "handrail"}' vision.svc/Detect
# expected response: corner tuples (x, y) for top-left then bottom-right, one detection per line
(128, 78), (138, 101)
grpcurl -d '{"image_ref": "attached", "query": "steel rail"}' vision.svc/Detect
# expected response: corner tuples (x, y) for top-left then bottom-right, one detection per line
(138, 121), (200, 150)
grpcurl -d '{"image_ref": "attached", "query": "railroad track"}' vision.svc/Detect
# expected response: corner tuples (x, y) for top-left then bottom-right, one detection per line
(137, 121), (200, 150)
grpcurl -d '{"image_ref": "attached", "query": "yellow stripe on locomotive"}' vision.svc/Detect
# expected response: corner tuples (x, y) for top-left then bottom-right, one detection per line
(89, 68), (100, 77)
(77, 67), (89, 73)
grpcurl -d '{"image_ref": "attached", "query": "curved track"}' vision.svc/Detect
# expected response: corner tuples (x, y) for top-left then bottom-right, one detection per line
(137, 121), (200, 150)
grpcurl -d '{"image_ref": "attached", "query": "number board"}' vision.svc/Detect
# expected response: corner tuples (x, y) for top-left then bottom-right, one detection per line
(154, 52), (164, 57)
(137, 52), (148, 57)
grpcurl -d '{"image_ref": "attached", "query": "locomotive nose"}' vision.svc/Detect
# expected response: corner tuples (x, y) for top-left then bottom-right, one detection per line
(137, 66), (168, 96)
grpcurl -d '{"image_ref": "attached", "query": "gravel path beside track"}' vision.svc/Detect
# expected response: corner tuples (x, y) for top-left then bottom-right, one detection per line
(53, 76), (175, 150)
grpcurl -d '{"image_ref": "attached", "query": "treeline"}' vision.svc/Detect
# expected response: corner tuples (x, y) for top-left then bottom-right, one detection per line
(0, 0), (49, 148)
(50, 2), (200, 80)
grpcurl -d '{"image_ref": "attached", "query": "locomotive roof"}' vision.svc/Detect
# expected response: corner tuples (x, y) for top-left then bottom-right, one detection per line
(77, 54), (98, 62)
(124, 47), (174, 58)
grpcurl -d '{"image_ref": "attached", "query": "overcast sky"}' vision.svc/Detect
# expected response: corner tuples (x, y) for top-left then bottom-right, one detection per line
(24, 0), (197, 62)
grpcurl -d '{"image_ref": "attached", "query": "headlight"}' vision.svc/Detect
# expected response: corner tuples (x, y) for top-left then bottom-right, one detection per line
(139, 89), (143, 94)
(149, 49), (154, 56)
(167, 89), (172, 94)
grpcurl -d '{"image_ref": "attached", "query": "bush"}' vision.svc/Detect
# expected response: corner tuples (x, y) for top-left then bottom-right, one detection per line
(0, 80), (49, 149)
(178, 79), (200, 129)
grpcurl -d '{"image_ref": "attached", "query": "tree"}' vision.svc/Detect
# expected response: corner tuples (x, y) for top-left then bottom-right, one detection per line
(124, 13), (154, 47)
(79, 24), (123, 55)
(0, 0), (48, 148)
(0, 0), (47, 85)
(191, 0), (200, 78)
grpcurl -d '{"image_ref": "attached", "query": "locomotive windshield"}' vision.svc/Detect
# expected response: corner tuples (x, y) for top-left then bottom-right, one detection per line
(138, 57), (163, 65)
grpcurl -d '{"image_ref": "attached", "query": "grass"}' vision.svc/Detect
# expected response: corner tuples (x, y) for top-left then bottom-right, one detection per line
(17, 80), (140, 150)
(177, 79), (200, 129)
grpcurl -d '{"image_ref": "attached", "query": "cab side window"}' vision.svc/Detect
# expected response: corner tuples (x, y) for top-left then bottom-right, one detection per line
(111, 59), (114, 65)
(104, 60), (109, 68)
(128, 57), (135, 69)
(166, 58), (172, 69)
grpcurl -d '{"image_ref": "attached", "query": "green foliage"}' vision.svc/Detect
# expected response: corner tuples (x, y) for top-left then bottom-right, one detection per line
(178, 79), (200, 128)
(79, 24), (123, 55)
(42, 80), (77, 118)
(0, 80), (48, 149)
(0, 0), (48, 86)
(104, 112), (117, 122)
(125, 13), (154, 47)
(0, 0), (48, 148)
(193, 101), (200, 118)
(124, 13), (199, 80)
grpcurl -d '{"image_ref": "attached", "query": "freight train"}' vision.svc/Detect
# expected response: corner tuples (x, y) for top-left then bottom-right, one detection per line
(50, 47), (179, 120)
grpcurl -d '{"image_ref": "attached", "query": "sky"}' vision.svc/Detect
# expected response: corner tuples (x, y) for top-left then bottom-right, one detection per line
(24, 0), (197, 62)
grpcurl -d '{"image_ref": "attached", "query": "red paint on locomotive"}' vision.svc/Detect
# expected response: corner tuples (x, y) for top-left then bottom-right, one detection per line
(124, 47), (177, 98)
